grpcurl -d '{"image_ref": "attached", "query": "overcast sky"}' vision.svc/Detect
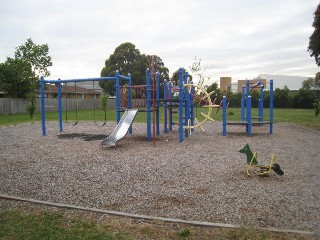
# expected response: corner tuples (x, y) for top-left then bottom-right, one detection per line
(1, 0), (319, 84)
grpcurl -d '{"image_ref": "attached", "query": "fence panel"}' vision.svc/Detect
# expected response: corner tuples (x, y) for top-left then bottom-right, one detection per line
(0, 98), (146, 114)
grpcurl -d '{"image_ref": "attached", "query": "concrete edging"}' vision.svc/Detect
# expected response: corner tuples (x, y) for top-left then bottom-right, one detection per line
(0, 193), (314, 236)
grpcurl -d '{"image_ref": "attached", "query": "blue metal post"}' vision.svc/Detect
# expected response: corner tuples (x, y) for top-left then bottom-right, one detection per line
(247, 95), (252, 137)
(127, 74), (132, 110)
(270, 80), (274, 134)
(246, 80), (250, 97)
(178, 68), (184, 142)
(127, 73), (133, 134)
(241, 85), (245, 121)
(58, 81), (63, 132)
(163, 79), (168, 133)
(40, 77), (46, 136)
(169, 80), (173, 131)
(184, 71), (189, 137)
(260, 85), (264, 123)
(146, 69), (151, 141)
(246, 80), (250, 111)
(115, 70), (121, 124)
(156, 72), (160, 136)
(222, 96), (227, 136)
(258, 98), (261, 121)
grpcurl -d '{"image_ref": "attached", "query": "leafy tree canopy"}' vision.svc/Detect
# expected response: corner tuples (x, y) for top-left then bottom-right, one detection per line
(0, 38), (52, 118)
(300, 74), (320, 99)
(171, 68), (190, 85)
(308, 3), (320, 67)
(207, 82), (222, 100)
(15, 38), (52, 78)
(302, 77), (316, 90)
(0, 58), (35, 98)
(147, 55), (169, 82)
(315, 72), (320, 91)
(100, 42), (169, 95)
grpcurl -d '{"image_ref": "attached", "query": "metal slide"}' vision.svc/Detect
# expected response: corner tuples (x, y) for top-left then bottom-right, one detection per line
(101, 109), (139, 147)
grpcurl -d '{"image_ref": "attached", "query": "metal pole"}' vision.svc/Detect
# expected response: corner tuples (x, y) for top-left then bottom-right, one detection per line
(40, 76), (46, 136)
(163, 79), (168, 133)
(270, 80), (274, 134)
(260, 85), (264, 123)
(222, 96), (227, 136)
(178, 68), (184, 142)
(241, 85), (245, 121)
(184, 71), (189, 137)
(247, 95), (252, 137)
(146, 69), (151, 141)
(127, 73), (133, 134)
(169, 81), (173, 131)
(58, 81), (63, 132)
(246, 80), (250, 122)
(115, 70), (120, 124)
(127, 74), (132, 110)
(156, 72), (160, 136)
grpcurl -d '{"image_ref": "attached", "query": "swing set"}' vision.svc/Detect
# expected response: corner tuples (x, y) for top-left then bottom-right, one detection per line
(40, 72), (132, 136)
(62, 81), (105, 126)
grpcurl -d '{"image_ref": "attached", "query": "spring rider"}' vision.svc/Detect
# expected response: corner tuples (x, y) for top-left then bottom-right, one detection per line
(239, 144), (284, 177)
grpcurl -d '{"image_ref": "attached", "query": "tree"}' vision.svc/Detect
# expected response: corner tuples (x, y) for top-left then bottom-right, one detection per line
(14, 38), (52, 118)
(147, 55), (169, 81)
(314, 72), (320, 99)
(171, 68), (189, 85)
(100, 43), (169, 96)
(293, 88), (315, 109)
(250, 90), (261, 108)
(274, 85), (292, 108)
(189, 56), (202, 82)
(314, 72), (320, 116)
(308, 3), (320, 67)
(293, 75), (320, 108)
(293, 74), (320, 112)
(100, 42), (148, 95)
(302, 77), (315, 90)
(0, 58), (35, 98)
(15, 38), (52, 77)
(296, 74), (320, 113)
(100, 92), (109, 123)
(206, 82), (222, 101)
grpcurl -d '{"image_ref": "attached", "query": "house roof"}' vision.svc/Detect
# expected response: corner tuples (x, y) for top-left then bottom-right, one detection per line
(45, 84), (102, 94)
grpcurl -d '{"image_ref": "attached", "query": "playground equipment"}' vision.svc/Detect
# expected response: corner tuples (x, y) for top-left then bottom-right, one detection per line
(184, 83), (215, 131)
(222, 79), (274, 136)
(101, 109), (138, 147)
(239, 144), (284, 176)
(162, 72), (216, 134)
(40, 71), (133, 136)
(73, 82), (79, 126)
(148, 67), (215, 142)
(40, 66), (214, 143)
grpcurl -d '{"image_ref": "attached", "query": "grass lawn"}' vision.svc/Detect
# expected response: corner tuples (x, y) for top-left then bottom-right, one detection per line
(0, 209), (314, 240)
(1, 107), (319, 131)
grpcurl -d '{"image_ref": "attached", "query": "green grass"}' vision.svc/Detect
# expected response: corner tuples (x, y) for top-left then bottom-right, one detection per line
(1, 107), (319, 130)
(0, 210), (116, 239)
(0, 209), (314, 240)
